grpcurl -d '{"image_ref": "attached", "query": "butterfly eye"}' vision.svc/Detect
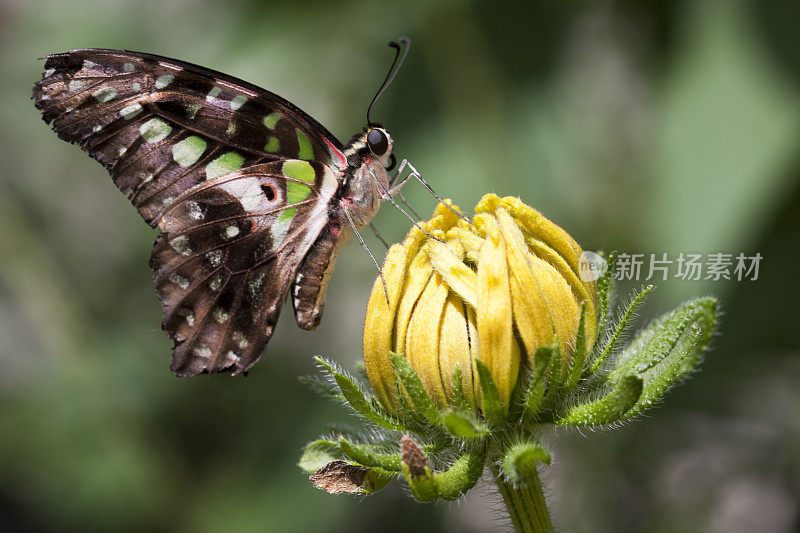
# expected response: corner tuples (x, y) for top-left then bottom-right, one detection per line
(367, 128), (389, 156)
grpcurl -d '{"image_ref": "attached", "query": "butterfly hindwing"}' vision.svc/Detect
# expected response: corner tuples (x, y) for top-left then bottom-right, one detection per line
(151, 160), (338, 376)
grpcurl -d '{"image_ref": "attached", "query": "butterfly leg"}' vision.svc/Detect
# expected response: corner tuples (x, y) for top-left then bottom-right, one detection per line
(369, 169), (443, 243)
(342, 204), (390, 305)
(388, 160), (472, 224)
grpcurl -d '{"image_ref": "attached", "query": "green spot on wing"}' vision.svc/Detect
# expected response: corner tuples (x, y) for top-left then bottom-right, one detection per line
(296, 129), (314, 159)
(139, 118), (172, 143)
(270, 207), (296, 247)
(262, 111), (281, 129)
(286, 181), (311, 204)
(278, 206), (296, 222)
(264, 136), (280, 152)
(282, 160), (316, 184)
(172, 135), (207, 167)
(205, 152), (245, 180)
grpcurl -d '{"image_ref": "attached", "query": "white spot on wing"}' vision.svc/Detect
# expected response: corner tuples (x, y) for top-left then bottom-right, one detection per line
(119, 103), (143, 119)
(186, 201), (203, 220)
(230, 94), (247, 110)
(155, 74), (174, 89)
(222, 225), (239, 239)
(193, 345), (212, 358)
(169, 235), (192, 256)
(206, 86), (221, 102)
(92, 86), (117, 102)
(169, 274), (190, 289)
(123, 62), (135, 72)
(232, 331), (248, 349)
(213, 308), (229, 324)
(205, 250), (223, 267)
(177, 307), (195, 326)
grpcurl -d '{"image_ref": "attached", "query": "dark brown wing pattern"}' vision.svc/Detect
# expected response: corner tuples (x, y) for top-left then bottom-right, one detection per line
(32, 50), (346, 376)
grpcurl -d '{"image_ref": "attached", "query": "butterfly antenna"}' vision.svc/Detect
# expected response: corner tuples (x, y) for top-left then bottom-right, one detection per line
(367, 37), (411, 126)
(369, 222), (390, 249)
(343, 205), (390, 305)
(369, 169), (444, 243)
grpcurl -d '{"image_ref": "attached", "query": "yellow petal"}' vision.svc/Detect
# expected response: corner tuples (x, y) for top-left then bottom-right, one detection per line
(363, 243), (411, 412)
(476, 215), (519, 409)
(495, 208), (557, 360)
(427, 239), (478, 309)
(438, 291), (473, 405)
(405, 272), (450, 408)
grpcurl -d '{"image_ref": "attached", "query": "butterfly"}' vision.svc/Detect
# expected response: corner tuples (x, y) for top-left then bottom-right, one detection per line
(32, 40), (410, 377)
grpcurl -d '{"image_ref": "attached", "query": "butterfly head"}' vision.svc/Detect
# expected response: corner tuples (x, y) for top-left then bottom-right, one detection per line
(340, 125), (395, 226)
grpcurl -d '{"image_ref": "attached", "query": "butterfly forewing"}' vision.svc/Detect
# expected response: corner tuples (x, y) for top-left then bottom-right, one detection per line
(33, 49), (348, 376)
(33, 49), (344, 224)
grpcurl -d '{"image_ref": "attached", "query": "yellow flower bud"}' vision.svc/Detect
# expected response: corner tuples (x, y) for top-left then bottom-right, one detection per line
(363, 194), (597, 418)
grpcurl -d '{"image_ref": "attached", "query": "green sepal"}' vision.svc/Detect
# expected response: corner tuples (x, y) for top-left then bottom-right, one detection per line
(441, 410), (489, 439)
(554, 374), (643, 426)
(403, 464), (439, 501)
(314, 356), (404, 430)
(298, 438), (341, 473)
(523, 343), (555, 419)
(474, 359), (505, 425)
(588, 285), (655, 375)
(542, 337), (563, 404)
(565, 303), (588, 391)
(501, 441), (552, 485)
(356, 466), (395, 495)
(451, 364), (470, 411)
(403, 447), (488, 502)
(595, 251), (615, 338)
(338, 437), (402, 472)
(608, 297), (718, 418)
(390, 352), (442, 426)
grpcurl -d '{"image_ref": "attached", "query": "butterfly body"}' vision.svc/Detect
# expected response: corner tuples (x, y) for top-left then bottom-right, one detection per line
(33, 49), (396, 376)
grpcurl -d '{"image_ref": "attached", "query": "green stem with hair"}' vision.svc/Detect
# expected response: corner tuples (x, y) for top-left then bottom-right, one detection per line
(491, 463), (553, 533)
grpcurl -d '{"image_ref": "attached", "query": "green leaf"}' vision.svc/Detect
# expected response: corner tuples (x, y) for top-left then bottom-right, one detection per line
(588, 285), (655, 375)
(555, 375), (643, 426)
(441, 410), (489, 439)
(523, 343), (555, 419)
(501, 441), (552, 485)
(314, 356), (404, 430)
(474, 359), (505, 425)
(390, 352), (441, 426)
(608, 297), (718, 418)
(298, 439), (341, 473)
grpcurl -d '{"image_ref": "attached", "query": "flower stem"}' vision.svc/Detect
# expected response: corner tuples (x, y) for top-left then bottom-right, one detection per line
(492, 464), (553, 533)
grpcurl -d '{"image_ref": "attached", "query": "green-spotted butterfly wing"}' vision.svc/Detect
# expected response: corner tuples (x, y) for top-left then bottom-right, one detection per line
(33, 49), (352, 376)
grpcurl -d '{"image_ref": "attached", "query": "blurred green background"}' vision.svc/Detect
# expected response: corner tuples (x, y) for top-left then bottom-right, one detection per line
(1, 0), (798, 531)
